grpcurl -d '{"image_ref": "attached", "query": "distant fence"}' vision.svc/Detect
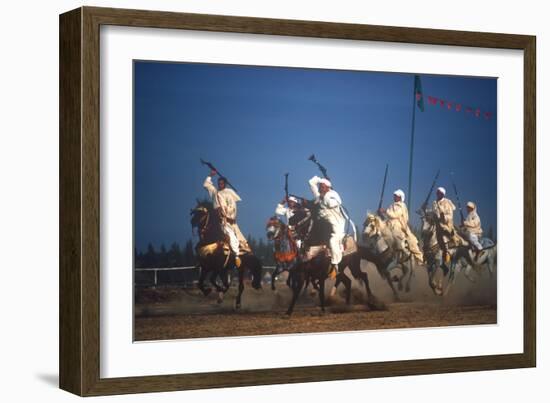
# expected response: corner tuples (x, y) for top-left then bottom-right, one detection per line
(135, 265), (277, 288)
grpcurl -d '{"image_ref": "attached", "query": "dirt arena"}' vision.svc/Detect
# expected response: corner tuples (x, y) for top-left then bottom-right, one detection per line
(134, 261), (497, 341)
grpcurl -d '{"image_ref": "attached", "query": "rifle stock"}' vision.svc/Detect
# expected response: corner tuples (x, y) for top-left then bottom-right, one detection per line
(308, 154), (329, 179)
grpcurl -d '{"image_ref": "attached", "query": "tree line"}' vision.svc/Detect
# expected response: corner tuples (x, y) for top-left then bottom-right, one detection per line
(134, 236), (275, 268)
(134, 224), (495, 268)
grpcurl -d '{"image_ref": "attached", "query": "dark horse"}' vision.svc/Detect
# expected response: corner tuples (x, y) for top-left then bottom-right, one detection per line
(284, 205), (383, 316)
(190, 200), (262, 309)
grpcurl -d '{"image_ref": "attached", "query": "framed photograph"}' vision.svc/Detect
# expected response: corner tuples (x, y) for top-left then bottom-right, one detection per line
(59, 6), (536, 396)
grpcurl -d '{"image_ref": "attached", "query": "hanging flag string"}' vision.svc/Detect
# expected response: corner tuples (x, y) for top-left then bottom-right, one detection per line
(417, 93), (493, 120)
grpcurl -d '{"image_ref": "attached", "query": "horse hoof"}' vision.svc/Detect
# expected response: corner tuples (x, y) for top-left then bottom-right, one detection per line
(368, 300), (386, 311)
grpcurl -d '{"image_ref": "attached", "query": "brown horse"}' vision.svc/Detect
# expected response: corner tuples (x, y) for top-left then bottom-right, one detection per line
(265, 216), (300, 290)
(190, 200), (262, 309)
(284, 206), (383, 316)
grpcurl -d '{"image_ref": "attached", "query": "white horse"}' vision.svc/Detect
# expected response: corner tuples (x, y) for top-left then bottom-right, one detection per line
(361, 214), (416, 300)
(453, 238), (497, 282)
(420, 211), (460, 296)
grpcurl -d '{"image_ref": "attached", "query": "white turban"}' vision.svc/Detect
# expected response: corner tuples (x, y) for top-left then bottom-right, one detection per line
(319, 178), (332, 188)
(466, 201), (476, 209)
(393, 189), (405, 202)
(288, 196), (299, 203)
(437, 187), (446, 195)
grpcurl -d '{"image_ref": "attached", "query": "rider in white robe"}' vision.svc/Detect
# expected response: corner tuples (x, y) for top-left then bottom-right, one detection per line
(461, 201), (484, 257)
(308, 176), (346, 274)
(275, 196), (302, 249)
(380, 189), (424, 263)
(203, 171), (250, 262)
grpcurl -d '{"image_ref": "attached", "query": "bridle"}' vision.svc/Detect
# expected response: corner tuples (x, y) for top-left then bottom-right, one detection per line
(193, 206), (210, 239)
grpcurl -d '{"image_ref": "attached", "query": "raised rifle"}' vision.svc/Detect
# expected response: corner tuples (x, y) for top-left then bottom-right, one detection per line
(377, 164), (389, 216)
(308, 154), (329, 179)
(419, 169), (441, 214)
(451, 177), (465, 222)
(200, 158), (238, 193)
(284, 173), (289, 203)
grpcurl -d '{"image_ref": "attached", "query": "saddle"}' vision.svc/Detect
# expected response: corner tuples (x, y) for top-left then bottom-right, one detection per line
(301, 235), (357, 262)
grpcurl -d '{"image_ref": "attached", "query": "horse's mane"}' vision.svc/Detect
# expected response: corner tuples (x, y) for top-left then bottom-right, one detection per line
(194, 198), (214, 211)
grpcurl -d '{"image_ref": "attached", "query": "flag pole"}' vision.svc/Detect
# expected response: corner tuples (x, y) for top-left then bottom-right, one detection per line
(407, 76), (417, 208)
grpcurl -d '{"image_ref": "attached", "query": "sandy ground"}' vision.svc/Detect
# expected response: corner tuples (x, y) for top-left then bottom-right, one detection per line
(134, 260), (497, 341)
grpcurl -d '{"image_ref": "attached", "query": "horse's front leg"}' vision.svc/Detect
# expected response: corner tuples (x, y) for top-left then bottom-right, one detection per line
(318, 275), (326, 313)
(333, 270), (351, 304)
(235, 268), (244, 310)
(197, 265), (212, 297)
(405, 258), (415, 293)
(286, 269), (304, 316)
(383, 268), (400, 302)
(271, 264), (281, 291)
(360, 270), (385, 310)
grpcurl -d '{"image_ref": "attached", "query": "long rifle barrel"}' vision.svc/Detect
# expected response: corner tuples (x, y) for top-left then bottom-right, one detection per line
(420, 169), (441, 212)
(452, 180), (465, 222)
(378, 164), (389, 212)
(284, 173), (289, 202)
(200, 158), (238, 193)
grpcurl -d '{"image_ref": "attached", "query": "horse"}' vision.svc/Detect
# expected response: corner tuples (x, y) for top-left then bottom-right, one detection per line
(284, 206), (383, 316)
(453, 237), (497, 283)
(419, 210), (461, 296)
(265, 216), (299, 291)
(361, 213), (416, 301)
(190, 200), (262, 309)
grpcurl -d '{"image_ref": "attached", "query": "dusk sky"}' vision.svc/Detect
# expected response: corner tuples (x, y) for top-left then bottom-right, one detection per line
(134, 61), (497, 251)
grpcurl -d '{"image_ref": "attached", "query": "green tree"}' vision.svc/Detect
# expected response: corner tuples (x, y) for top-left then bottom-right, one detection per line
(167, 242), (182, 267)
(183, 239), (195, 266)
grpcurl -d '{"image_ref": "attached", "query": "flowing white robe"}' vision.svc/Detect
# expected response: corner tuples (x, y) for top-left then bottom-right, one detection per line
(462, 208), (483, 250)
(385, 200), (423, 261)
(203, 176), (250, 254)
(309, 176), (346, 265)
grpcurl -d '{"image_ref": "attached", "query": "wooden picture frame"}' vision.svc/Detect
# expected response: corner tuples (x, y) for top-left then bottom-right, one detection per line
(59, 6), (536, 396)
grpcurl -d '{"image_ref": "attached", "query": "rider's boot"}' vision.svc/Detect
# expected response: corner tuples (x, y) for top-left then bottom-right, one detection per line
(328, 263), (338, 280)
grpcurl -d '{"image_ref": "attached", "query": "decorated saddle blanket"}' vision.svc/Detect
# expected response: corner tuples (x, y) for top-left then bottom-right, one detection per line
(197, 242), (228, 258)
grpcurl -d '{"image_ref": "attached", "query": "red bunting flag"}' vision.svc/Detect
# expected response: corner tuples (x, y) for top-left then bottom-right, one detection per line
(414, 93), (493, 120)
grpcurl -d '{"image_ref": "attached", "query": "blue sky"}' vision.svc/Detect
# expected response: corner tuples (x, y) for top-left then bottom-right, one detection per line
(134, 61), (497, 250)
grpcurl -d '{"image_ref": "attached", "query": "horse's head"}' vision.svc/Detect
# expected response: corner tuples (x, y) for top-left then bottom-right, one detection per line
(419, 210), (439, 245)
(420, 210), (438, 229)
(266, 216), (283, 241)
(362, 213), (381, 240)
(190, 200), (214, 231)
(362, 213), (393, 254)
